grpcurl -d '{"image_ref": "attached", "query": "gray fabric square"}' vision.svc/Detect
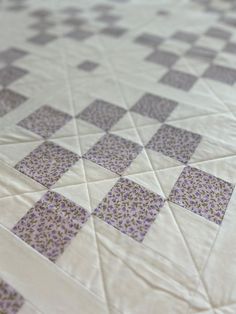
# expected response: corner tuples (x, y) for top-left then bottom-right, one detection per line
(131, 93), (177, 122)
(78, 60), (99, 72)
(203, 64), (236, 85)
(134, 33), (163, 47)
(160, 70), (197, 91)
(0, 88), (27, 117)
(205, 27), (231, 40)
(63, 17), (87, 26)
(66, 29), (93, 41)
(146, 50), (179, 67)
(0, 47), (28, 64)
(172, 31), (198, 43)
(28, 33), (57, 45)
(185, 46), (216, 62)
(0, 65), (28, 87)
(100, 26), (127, 37)
(96, 14), (120, 24)
(223, 42), (236, 54)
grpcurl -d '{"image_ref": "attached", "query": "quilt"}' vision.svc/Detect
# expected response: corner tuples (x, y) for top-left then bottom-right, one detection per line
(0, 0), (236, 313)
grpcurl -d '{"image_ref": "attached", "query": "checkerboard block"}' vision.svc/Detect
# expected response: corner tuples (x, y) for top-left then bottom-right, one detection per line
(0, 47), (28, 64)
(15, 141), (80, 188)
(12, 191), (90, 262)
(77, 99), (126, 131)
(83, 133), (143, 175)
(0, 279), (24, 314)
(223, 42), (236, 54)
(185, 46), (216, 62)
(0, 65), (28, 87)
(134, 33), (163, 47)
(100, 26), (127, 37)
(0, 88), (27, 117)
(169, 166), (234, 225)
(160, 69), (197, 91)
(63, 17), (87, 26)
(146, 49), (179, 67)
(131, 93), (177, 122)
(146, 124), (201, 164)
(93, 177), (165, 242)
(172, 31), (198, 43)
(17, 105), (72, 139)
(78, 60), (99, 72)
(28, 32), (57, 45)
(203, 64), (236, 85)
(97, 13), (120, 24)
(205, 27), (231, 40)
(66, 29), (93, 41)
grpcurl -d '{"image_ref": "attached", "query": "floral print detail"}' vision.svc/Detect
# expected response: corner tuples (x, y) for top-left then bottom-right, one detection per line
(131, 93), (177, 122)
(17, 105), (72, 139)
(0, 279), (24, 314)
(77, 99), (126, 131)
(83, 133), (143, 175)
(0, 65), (28, 87)
(146, 124), (201, 164)
(0, 89), (27, 118)
(15, 141), (80, 188)
(168, 166), (234, 225)
(93, 177), (165, 242)
(12, 191), (90, 262)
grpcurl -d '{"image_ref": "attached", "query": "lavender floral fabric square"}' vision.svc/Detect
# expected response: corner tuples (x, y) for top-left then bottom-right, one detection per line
(17, 105), (72, 139)
(83, 133), (143, 174)
(77, 99), (126, 131)
(0, 65), (28, 87)
(93, 178), (165, 241)
(0, 88), (27, 117)
(131, 93), (177, 122)
(168, 166), (234, 224)
(0, 279), (24, 314)
(146, 124), (201, 164)
(12, 191), (90, 262)
(15, 141), (80, 188)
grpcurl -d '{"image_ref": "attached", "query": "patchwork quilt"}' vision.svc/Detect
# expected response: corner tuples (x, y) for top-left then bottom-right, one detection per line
(0, 0), (236, 313)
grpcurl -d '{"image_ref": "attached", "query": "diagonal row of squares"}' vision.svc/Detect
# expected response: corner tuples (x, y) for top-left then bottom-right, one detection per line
(12, 166), (234, 263)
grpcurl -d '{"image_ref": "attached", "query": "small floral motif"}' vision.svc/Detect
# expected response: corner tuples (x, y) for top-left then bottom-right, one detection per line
(12, 191), (90, 262)
(131, 93), (177, 122)
(93, 177), (165, 242)
(78, 99), (126, 131)
(83, 133), (143, 174)
(0, 279), (24, 314)
(168, 166), (234, 224)
(17, 105), (72, 139)
(15, 141), (80, 188)
(146, 124), (201, 164)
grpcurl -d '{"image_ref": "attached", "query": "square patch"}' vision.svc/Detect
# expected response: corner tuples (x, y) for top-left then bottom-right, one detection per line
(15, 141), (80, 188)
(203, 64), (236, 85)
(146, 49), (179, 67)
(83, 133), (143, 175)
(0, 65), (28, 87)
(100, 26), (127, 37)
(78, 60), (99, 72)
(168, 166), (234, 224)
(172, 31), (198, 43)
(28, 32), (57, 45)
(146, 124), (201, 164)
(12, 191), (90, 262)
(0, 279), (24, 314)
(77, 99), (126, 131)
(160, 69), (197, 91)
(0, 47), (28, 64)
(17, 105), (72, 139)
(134, 33), (163, 47)
(93, 177), (165, 242)
(66, 29), (93, 41)
(131, 92), (177, 122)
(0, 88), (27, 117)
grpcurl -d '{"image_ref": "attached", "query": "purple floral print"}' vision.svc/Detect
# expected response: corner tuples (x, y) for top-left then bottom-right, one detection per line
(12, 191), (90, 262)
(83, 133), (143, 175)
(168, 166), (234, 224)
(93, 177), (165, 242)
(15, 141), (80, 188)
(0, 279), (24, 314)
